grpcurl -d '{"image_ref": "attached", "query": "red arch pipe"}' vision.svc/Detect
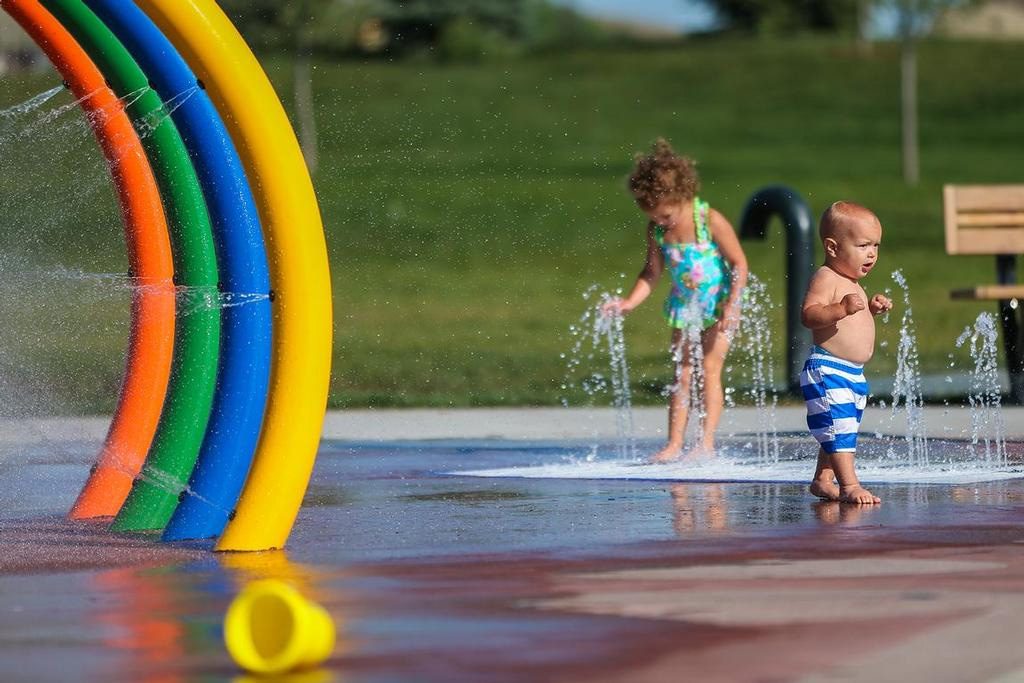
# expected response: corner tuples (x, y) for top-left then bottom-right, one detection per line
(1, 0), (176, 518)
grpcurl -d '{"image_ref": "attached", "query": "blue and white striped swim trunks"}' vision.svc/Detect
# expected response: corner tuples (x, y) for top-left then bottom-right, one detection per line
(799, 345), (869, 454)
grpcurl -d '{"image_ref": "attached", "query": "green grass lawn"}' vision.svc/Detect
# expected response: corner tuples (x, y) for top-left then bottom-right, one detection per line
(2, 37), (1023, 413)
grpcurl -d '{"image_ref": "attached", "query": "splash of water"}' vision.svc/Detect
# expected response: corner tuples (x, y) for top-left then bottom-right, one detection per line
(887, 269), (929, 465)
(561, 284), (636, 460)
(598, 300), (636, 459)
(132, 85), (199, 139)
(0, 252), (269, 419)
(730, 274), (779, 463)
(666, 296), (708, 450)
(0, 86), (87, 148)
(218, 291), (273, 309)
(174, 285), (270, 316)
(1, 91), (113, 266)
(955, 312), (1007, 466)
(92, 446), (231, 513)
(138, 461), (230, 512)
(0, 85), (65, 124)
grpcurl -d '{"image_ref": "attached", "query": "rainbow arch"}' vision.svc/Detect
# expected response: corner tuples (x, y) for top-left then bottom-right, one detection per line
(1, 0), (332, 552)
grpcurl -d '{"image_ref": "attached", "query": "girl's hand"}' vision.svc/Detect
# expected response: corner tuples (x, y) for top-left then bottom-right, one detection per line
(601, 298), (629, 317)
(869, 293), (893, 316)
(721, 300), (741, 334)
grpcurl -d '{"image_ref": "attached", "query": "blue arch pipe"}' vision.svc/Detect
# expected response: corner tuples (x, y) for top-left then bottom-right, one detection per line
(85, 0), (272, 541)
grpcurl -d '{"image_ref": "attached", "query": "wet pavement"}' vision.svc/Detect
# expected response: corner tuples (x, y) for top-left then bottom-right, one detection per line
(3, 408), (1024, 682)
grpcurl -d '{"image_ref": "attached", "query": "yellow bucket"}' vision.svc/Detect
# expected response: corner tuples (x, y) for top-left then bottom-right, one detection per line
(224, 580), (335, 674)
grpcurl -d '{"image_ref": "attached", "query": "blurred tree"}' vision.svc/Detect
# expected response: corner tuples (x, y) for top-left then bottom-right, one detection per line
(218, 0), (384, 55)
(696, 0), (861, 34)
(216, 0), (381, 174)
(878, 0), (972, 185)
(379, 0), (529, 34)
(520, 1), (608, 51)
(217, 0), (602, 58)
(212, 0), (615, 162)
(292, 0), (319, 175)
(700, 0), (972, 185)
(395, 0), (609, 58)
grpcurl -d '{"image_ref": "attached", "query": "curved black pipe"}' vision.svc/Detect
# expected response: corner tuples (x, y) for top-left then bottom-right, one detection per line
(739, 185), (816, 392)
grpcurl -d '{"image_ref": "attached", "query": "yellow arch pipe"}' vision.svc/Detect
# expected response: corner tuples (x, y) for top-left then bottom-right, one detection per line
(135, 0), (332, 551)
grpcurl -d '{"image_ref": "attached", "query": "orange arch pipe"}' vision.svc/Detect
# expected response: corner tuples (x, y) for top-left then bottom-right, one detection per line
(1, 0), (175, 518)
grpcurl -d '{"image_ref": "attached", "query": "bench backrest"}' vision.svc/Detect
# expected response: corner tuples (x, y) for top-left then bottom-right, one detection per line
(944, 184), (1024, 255)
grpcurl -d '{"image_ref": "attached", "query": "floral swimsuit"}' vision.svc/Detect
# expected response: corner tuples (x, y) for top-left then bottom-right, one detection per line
(655, 197), (731, 330)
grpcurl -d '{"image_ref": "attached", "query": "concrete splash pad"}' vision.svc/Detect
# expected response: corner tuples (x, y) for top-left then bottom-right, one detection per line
(4, 407), (1024, 682)
(456, 436), (1024, 485)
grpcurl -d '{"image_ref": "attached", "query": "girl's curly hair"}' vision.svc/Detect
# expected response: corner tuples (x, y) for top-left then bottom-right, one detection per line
(627, 138), (699, 210)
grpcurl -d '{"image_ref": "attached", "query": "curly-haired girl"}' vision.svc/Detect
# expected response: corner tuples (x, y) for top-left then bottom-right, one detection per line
(604, 139), (748, 462)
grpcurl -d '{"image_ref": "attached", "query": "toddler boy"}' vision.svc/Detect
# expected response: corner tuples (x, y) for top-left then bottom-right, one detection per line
(800, 201), (892, 504)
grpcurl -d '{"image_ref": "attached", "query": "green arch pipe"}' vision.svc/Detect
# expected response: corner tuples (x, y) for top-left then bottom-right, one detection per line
(40, 0), (220, 528)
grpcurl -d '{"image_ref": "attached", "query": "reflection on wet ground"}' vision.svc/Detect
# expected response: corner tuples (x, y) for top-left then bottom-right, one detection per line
(4, 438), (1024, 681)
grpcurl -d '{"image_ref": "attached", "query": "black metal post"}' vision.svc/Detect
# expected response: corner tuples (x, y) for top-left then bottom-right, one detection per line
(738, 185), (816, 394)
(995, 254), (1024, 404)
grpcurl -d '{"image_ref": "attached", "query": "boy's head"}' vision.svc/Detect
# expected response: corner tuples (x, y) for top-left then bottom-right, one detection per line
(628, 138), (699, 211)
(819, 201), (882, 280)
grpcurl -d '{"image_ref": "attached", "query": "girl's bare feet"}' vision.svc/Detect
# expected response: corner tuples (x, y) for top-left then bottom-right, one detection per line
(681, 444), (716, 462)
(809, 479), (840, 501)
(838, 484), (881, 504)
(650, 442), (683, 463)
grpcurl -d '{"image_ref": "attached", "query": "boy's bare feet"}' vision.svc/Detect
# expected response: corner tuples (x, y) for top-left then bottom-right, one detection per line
(809, 479), (840, 501)
(650, 442), (684, 463)
(838, 484), (881, 504)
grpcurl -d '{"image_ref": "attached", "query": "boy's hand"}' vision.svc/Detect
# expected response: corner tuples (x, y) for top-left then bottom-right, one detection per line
(869, 293), (893, 316)
(840, 293), (865, 316)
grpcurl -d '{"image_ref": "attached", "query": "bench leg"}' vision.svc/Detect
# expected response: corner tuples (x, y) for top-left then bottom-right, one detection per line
(996, 255), (1024, 405)
(999, 301), (1024, 404)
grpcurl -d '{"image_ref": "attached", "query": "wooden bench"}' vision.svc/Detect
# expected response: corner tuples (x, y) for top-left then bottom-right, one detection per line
(944, 183), (1024, 402)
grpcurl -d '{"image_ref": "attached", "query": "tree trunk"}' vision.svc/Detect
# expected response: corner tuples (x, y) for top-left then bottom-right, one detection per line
(855, 0), (872, 56)
(293, 47), (318, 176)
(900, 39), (919, 185)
